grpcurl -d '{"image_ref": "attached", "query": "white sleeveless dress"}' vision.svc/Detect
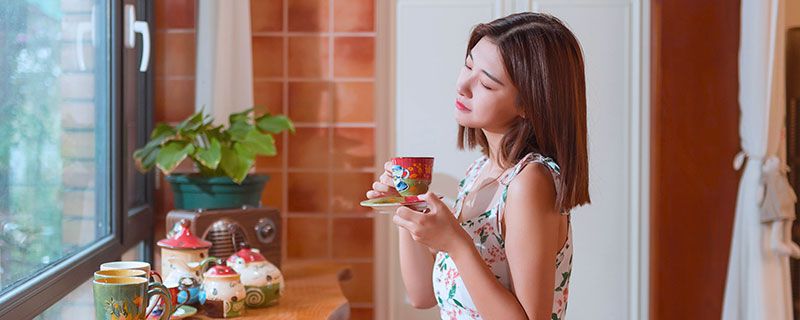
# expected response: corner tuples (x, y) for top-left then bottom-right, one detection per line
(432, 153), (573, 320)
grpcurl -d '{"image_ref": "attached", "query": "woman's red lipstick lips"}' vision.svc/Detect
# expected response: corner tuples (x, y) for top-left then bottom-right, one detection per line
(456, 100), (471, 111)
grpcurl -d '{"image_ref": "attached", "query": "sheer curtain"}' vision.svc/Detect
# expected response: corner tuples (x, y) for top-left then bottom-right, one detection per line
(195, 0), (254, 123)
(723, 0), (795, 319)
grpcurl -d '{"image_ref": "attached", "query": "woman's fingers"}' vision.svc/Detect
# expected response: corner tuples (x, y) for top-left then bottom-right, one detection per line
(418, 191), (445, 213)
(366, 190), (385, 199)
(379, 173), (394, 186)
(392, 213), (416, 232)
(372, 181), (391, 193)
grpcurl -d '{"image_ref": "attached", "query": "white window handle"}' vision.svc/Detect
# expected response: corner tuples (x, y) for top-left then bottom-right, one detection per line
(124, 4), (151, 72)
(75, 5), (96, 71)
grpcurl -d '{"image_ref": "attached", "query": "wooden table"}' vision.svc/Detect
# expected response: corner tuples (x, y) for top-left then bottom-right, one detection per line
(191, 262), (352, 320)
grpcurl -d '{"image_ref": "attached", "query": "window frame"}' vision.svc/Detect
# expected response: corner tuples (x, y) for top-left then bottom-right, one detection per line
(0, 0), (154, 318)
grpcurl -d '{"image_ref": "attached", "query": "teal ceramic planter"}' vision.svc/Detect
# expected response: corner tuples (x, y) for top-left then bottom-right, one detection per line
(166, 174), (269, 210)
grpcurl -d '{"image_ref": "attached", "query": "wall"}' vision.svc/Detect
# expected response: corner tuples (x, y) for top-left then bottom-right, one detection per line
(649, 0), (741, 319)
(154, 1), (377, 318)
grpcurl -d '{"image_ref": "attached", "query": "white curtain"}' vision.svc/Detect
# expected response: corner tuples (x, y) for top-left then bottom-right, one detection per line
(195, 0), (253, 124)
(722, 0), (794, 319)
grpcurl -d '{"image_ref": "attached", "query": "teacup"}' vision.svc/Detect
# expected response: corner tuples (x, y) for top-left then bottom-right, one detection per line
(390, 157), (434, 196)
(100, 261), (162, 283)
(93, 277), (173, 320)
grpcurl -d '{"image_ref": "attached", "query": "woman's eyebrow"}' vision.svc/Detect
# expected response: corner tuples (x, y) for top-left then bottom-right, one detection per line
(468, 51), (505, 86)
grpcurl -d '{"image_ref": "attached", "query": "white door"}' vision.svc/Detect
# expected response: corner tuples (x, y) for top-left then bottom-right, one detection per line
(376, 1), (649, 319)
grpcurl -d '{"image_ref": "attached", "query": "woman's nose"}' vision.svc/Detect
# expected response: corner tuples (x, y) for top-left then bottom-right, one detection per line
(456, 79), (471, 98)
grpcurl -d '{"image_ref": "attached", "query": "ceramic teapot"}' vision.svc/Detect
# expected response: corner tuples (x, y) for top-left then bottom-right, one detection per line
(163, 256), (217, 305)
(200, 265), (246, 318)
(226, 243), (284, 308)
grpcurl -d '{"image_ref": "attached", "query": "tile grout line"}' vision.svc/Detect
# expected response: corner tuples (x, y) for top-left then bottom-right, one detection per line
(281, 0), (290, 266)
(327, 0), (336, 262)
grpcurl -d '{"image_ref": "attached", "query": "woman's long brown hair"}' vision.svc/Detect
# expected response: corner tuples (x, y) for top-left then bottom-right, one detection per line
(457, 12), (590, 213)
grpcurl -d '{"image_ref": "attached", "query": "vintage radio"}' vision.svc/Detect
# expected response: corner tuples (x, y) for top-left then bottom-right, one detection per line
(166, 206), (282, 268)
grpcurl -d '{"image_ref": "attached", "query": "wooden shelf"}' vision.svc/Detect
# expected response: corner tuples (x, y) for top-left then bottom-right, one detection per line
(192, 262), (352, 320)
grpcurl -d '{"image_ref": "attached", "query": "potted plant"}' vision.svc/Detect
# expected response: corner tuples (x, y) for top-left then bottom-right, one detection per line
(133, 109), (294, 210)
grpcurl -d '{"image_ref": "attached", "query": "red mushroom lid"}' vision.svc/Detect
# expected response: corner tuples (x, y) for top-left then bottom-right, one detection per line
(157, 219), (212, 250)
(226, 243), (266, 264)
(204, 264), (239, 277)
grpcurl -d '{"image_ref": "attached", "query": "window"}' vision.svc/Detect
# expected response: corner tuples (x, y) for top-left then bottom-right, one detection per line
(0, 0), (111, 296)
(0, 1), (154, 318)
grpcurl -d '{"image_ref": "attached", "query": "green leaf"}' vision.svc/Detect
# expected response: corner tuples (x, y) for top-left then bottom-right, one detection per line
(134, 146), (159, 172)
(219, 143), (255, 184)
(229, 108), (253, 124)
(134, 124), (180, 172)
(156, 141), (195, 175)
(453, 299), (464, 308)
(256, 114), (295, 134)
(193, 137), (222, 170)
(133, 148), (156, 172)
(150, 123), (176, 140)
(176, 112), (205, 132)
(239, 130), (276, 156)
(227, 121), (253, 141)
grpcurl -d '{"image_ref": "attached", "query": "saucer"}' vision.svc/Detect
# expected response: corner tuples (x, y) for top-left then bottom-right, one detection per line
(172, 305), (197, 319)
(360, 195), (439, 214)
(149, 305), (197, 319)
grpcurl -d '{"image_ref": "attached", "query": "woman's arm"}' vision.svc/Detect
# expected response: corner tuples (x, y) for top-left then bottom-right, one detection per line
(398, 227), (438, 308)
(448, 164), (563, 319)
(367, 162), (437, 309)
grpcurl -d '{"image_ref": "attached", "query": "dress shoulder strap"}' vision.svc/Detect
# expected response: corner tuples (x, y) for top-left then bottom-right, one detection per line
(500, 153), (561, 186)
(497, 153), (566, 227)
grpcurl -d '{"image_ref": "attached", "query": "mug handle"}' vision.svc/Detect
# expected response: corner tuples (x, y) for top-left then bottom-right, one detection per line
(149, 270), (163, 283)
(199, 257), (221, 272)
(145, 271), (164, 315)
(144, 282), (173, 320)
(173, 277), (197, 309)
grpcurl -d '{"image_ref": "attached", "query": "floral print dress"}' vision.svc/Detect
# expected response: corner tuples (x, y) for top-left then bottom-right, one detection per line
(432, 153), (573, 320)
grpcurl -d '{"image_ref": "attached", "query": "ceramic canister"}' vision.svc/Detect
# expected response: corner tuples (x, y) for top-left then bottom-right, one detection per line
(227, 243), (284, 308)
(200, 265), (246, 318)
(157, 219), (212, 282)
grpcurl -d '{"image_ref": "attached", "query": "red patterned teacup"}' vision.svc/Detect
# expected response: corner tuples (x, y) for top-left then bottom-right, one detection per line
(390, 157), (434, 196)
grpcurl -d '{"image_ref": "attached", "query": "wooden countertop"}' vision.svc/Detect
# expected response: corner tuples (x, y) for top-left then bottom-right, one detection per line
(191, 262), (352, 320)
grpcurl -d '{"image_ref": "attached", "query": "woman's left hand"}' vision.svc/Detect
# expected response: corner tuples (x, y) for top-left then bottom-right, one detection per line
(393, 191), (472, 253)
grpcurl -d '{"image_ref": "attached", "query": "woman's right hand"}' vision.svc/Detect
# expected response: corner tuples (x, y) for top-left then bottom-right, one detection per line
(366, 161), (400, 199)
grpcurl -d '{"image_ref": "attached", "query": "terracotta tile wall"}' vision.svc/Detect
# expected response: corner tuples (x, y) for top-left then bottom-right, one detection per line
(250, 1), (376, 318)
(153, 0), (197, 239)
(154, 1), (377, 318)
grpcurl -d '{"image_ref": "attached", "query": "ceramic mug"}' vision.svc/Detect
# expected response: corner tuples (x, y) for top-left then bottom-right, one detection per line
(100, 261), (163, 283)
(390, 157), (434, 196)
(100, 261), (166, 316)
(93, 277), (173, 320)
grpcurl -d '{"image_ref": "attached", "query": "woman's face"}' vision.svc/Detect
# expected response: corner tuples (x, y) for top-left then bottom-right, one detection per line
(455, 37), (520, 132)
